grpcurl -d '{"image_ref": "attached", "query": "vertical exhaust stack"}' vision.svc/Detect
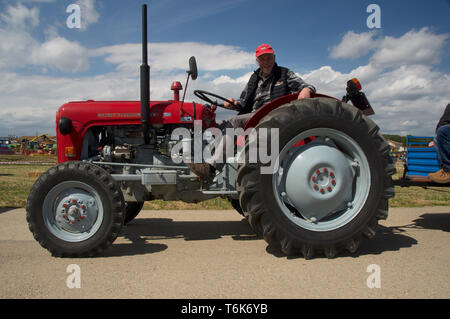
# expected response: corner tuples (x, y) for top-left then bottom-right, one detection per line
(140, 4), (150, 144)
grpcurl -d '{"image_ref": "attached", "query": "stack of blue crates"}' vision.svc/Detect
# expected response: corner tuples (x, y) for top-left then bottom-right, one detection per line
(405, 136), (440, 179)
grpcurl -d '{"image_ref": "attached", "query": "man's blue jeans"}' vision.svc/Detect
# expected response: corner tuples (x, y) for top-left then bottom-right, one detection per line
(434, 124), (450, 171)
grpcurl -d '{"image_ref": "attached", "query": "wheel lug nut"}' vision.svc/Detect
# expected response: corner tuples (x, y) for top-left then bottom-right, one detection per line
(331, 180), (336, 185)
(71, 199), (77, 204)
(312, 176), (316, 182)
(320, 188), (325, 194)
(316, 169), (321, 175)
(330, 172), (335, 178)
(327, 186), (332, 192)
(313, 184), (319, 190)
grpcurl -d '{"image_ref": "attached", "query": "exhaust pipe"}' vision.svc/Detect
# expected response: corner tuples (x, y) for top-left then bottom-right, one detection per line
(140, 4), (150, 144)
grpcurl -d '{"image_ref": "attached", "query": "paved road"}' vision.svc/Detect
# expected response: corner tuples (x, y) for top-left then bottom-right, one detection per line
(0, 206), (449, 299)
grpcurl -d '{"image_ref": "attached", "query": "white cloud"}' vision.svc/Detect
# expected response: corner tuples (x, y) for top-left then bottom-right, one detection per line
(0, 3), (39, 29)
(348, 64), (380, 83)
(0, 29), (38, 69)
(323, 27), (450, 136)
(302, 66), (349, 98)
(371, 27), (449, 68)
(331, 28), (449, 68)
(31, 37), (89, 72)
(94, 42), (255, 75)
(212, 72), (252, 85)
(329, 31), (378, 59)
(75, 0), (99, 31)
(0, 3), (90, 73)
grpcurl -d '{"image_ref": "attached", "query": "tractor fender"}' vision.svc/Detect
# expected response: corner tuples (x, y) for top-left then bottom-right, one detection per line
(236, 93), (339, 147)
(243, 93), (339, 131)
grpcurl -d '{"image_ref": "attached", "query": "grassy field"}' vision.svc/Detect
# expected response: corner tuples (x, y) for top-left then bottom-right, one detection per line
(0, 155), (449, 209)
(0, 155), (233, 210)
(0, 153), (57, 163)
(389, 161), (450, 207)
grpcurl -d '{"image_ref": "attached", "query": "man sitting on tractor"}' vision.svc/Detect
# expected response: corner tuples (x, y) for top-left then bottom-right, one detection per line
(188, 43), (316, 178)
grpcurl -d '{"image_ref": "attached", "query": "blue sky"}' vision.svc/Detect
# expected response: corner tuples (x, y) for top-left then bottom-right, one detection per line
(0, 0), (449, 137)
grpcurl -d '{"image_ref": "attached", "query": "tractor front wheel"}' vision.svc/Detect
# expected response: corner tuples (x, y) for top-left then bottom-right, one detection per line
(26, 161), (125, 257)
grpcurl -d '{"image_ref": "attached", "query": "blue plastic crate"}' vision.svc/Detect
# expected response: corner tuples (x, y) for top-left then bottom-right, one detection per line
(405, 136), (440, 178)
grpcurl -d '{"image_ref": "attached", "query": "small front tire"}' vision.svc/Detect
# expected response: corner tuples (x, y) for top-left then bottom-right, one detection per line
(26, 161), (125, 257)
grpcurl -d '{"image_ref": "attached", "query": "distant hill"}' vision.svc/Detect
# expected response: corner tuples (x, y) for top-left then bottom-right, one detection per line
(383, 134), (406, 146)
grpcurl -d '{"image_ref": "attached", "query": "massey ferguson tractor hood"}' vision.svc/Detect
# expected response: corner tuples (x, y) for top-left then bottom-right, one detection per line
(56, 99), (216, 131)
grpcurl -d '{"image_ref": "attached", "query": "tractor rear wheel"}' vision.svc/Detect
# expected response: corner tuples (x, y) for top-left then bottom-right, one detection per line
(26, 161), (125, 257)
(237, 98), (395, 258)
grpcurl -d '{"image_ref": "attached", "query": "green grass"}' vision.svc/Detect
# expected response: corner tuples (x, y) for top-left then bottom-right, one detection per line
(391, 186), (450, 207)
(0, 154), (57, 163)
(0, 154), (232, 210)
(0, 156), (449, 209)
(390, 161), (450, 207)
(0, 164), (54, 207)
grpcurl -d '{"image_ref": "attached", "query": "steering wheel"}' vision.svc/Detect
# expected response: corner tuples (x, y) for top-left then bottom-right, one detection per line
(193, 90), (238, 110)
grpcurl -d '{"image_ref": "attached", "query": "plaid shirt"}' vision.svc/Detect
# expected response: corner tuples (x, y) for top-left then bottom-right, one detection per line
(239, 68), (316, 111)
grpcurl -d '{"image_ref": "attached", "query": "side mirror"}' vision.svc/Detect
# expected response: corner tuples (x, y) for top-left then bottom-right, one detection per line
(188, 56), (198, 80)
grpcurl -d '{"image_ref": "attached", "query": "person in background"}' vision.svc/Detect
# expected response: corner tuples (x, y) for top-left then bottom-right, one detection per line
(428, 103), (450, 183)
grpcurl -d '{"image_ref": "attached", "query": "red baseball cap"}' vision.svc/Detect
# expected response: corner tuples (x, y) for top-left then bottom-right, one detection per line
(256, 44), (274, 57)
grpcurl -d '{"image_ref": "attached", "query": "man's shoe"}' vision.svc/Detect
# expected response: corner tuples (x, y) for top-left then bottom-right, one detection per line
(187, 163), (215, 179)
(428, 168), (450, 184)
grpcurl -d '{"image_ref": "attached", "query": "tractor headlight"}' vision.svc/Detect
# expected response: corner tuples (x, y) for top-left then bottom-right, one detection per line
(58, 117), (72, 135)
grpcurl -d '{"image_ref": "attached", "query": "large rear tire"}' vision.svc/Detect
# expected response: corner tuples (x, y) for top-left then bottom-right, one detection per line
(237, 98), (395, 258)
(26, 161), (125, 257)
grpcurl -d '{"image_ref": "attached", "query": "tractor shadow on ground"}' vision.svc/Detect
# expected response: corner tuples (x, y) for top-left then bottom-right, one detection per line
(354, 212), (450, 257)
(270, 212), (450, 259)
(409, 212), (450, 232)
(102, 217), (257, 257)
(266, 224), (419, 259)
(0, 207), (20, 214)
(103, 212), (450, 258)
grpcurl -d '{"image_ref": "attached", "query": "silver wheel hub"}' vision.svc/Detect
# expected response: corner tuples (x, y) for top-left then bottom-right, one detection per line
(43, 181), (103, 242)
(284, 142), (355, 221)
(56, 196), (94, 229)
(273, 129), (371, 232)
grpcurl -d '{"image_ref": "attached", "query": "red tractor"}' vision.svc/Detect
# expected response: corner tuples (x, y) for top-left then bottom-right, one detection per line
(26, 5), (395, 258)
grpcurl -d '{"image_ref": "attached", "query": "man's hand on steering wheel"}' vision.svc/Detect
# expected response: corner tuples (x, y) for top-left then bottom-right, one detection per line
(223, 97), (239, 110)
(193, 90), (240, 111)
